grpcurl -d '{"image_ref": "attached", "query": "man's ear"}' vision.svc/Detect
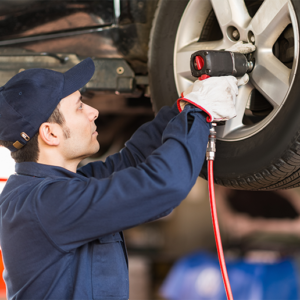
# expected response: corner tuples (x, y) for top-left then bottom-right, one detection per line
(39, 122), (61, 146)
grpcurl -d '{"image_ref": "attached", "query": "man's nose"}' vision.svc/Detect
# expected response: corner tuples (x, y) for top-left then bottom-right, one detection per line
(86, 104), (99, 121)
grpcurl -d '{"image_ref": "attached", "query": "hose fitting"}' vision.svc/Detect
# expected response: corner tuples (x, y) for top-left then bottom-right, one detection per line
(206, 123), (217, 161)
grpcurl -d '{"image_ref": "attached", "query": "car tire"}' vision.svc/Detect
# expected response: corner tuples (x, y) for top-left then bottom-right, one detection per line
(149, 0), (300, 190)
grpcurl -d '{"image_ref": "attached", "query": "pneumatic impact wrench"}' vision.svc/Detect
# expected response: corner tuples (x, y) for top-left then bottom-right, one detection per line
(190, 49), (254, 300)
(190, 49), (254, 156)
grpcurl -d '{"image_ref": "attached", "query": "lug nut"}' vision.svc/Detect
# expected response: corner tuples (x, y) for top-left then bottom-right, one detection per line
(232, 30), (239, 39)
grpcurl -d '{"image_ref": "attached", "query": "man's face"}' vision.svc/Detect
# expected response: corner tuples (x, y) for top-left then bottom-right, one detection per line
(58, 90), (99, 161)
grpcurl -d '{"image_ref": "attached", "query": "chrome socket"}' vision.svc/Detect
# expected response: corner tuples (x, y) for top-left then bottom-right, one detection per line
(246, 60), (254, 73)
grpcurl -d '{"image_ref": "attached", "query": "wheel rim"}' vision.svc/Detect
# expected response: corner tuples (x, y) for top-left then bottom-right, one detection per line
(174, 0), (299, 141)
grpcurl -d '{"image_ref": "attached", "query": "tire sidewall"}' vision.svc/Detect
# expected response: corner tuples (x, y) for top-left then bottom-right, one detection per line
(148, 0), (189, 112)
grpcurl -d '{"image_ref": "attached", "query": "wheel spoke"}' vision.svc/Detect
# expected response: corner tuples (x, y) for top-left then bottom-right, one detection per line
(210, 0), (251, 31)
(251, 53), (291, 108)
(217, 83), (254, 138)
(250, 0), (290, 48)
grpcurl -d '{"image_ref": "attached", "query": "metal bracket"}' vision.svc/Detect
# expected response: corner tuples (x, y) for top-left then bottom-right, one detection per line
(0, 51), (139, 93)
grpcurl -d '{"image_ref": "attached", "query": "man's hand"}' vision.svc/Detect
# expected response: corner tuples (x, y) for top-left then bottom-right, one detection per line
(177, 42), (255, 122)
(178, 74), (249, 122)
(226, 41), (256, 54)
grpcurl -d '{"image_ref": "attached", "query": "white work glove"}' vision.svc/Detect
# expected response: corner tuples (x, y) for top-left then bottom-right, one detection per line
(177, 74), (249, 122)
(177, 42), (255, 122)
(226, 41), (256, 54)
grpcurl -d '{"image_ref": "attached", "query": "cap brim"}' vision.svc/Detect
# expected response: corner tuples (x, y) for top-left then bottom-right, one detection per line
(62, 57), (95, 98)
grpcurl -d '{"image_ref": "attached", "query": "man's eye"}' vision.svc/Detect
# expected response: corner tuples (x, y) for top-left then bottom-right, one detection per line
(79, 102), (83, 109)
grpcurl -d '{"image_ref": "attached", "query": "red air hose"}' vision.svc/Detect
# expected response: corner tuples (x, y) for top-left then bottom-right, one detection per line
(195, 57), (234, 299)
(208, 160), (233, 300)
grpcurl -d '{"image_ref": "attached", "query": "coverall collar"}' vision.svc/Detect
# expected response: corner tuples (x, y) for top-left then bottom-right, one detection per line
(15, 162), (83, 179)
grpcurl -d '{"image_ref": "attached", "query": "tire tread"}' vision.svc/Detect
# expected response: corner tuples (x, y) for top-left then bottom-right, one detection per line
(215, 133), (300, 190)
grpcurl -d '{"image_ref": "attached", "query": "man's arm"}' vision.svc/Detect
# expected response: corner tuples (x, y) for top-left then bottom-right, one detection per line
(35, 106), (209, 252)
(78, 103), (179, 178)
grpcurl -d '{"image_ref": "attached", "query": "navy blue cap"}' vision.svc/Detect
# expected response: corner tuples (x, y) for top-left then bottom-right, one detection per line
(0, 58), (95, 152)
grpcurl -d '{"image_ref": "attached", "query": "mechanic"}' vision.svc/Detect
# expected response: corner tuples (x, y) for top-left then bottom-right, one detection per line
(0, 57), (239, 300)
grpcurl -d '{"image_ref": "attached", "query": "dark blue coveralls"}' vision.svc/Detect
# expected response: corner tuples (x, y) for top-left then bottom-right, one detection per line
(0, 104), (210, 300)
